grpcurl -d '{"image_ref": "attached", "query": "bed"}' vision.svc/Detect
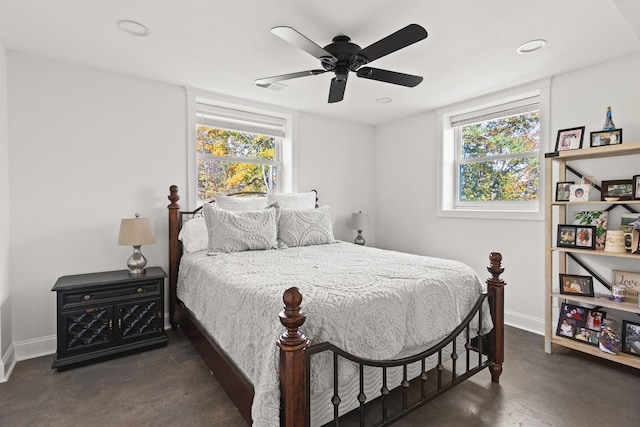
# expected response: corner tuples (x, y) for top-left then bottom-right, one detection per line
(167, 185), (506, 426)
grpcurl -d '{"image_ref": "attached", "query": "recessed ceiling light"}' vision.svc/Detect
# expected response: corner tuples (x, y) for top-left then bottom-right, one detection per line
(376, 97), (392, 104)
(516, 39), (547, 54)
(117, 19), (150, 37)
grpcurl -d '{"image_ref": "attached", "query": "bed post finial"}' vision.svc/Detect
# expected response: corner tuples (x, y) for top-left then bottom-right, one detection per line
(277, 287), (309, 427)
(168, 185), (181, 330)
(486, 251), (505, 383)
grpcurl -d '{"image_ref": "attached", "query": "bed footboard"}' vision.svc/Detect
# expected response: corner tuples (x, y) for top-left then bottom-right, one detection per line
(278, 252), (506, 426)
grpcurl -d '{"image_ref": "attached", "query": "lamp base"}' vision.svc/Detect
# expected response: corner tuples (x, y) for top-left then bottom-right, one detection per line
(354, 230), (366, 246)
(126, 245), (148, 275)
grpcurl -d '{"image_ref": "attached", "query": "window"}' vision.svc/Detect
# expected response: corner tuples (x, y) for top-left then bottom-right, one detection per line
(437, 80), (549, 220)
(186, 89), (296, 207)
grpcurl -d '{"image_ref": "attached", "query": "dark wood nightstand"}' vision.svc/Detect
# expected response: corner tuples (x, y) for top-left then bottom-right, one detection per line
(51, 267), (168, 370)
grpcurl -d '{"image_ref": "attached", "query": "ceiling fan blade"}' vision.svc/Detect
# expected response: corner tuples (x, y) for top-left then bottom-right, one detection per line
(356, 67), (423, 87)
(328, 78), (347, 103)
(255, 69), (327, 85)
(271, 26), (337, 61)
(358, 24), (428, 63)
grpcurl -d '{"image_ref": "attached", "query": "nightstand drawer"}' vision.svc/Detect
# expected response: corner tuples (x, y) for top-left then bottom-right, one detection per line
(62, 279), (162, 308)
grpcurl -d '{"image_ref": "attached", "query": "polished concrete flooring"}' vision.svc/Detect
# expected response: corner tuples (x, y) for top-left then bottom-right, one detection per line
(1, 326), (639, 426)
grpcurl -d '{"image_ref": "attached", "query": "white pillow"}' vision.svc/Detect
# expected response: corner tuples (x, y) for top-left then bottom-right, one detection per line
(267, 191), (316, 210)
(278, 206), (335, 248)
(178, 217), (208, 253)
(203, 203), (278, 254)
(215, 194), (268, 211)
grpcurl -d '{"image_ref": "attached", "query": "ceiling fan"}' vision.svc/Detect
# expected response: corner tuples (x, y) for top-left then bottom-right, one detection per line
(255, 24), (428, 103)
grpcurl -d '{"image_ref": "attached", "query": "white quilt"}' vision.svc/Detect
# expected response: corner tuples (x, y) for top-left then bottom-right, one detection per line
(177, 241), (492, 426)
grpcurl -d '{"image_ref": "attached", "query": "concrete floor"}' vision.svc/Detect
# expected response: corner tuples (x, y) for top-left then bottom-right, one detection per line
(1, 326), (639, 426)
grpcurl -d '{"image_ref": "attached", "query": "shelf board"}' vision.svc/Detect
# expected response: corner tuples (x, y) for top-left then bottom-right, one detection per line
(551, 200), (640, 206)
(551, 246), (640, 259)
(547, 141), (640, 161)
(551, 291), (640, 314)
(550, 336), (640, 369)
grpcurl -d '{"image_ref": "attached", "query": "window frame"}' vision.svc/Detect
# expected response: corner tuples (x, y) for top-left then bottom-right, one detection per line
(436, 79), (550, 221)
(186, 87), (298, 208)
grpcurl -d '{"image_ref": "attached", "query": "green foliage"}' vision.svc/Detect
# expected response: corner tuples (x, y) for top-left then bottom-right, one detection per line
(459, 112), (539, 202)
(196, 125), (277, 200)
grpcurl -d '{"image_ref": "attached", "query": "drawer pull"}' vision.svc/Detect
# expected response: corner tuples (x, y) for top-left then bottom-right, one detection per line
(109, 319), (113, 330)
(83, 294), (91, 301)
(137, 287), (143, 293)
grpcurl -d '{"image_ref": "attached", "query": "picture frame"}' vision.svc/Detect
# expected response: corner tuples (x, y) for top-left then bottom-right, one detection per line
(559, 274), (594, 297)
(556, 303), (604, 346)
(554, 126), (585, 151)
(575, 225), (596, 249)
(555, 181), (575, 202)
(601, 179), (633, 201)
(590, 129), (622, 147)
(569, 184), (590, 202)
(633, 175), (640, 200)
(622, 320), (640, 357)
(612, 270), (640, 302)
(557, 224), (577, 247)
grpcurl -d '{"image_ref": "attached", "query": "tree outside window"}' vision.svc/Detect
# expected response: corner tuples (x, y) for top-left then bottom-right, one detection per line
(456, 111), (540, 204)
(196, 125), (279, 203)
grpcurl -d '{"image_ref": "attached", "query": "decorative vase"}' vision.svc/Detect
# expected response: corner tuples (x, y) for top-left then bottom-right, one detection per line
(598, 319), (622, 354)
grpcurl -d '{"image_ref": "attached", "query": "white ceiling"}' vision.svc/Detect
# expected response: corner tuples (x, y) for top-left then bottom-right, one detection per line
(1, 0), (639, 126)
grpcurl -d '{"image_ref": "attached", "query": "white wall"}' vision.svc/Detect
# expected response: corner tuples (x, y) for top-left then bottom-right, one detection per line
(297, 113), (375, 244)
(374, 52), (640, 335)
(0, 41), (13, 381)
(6, 52), (375, 361)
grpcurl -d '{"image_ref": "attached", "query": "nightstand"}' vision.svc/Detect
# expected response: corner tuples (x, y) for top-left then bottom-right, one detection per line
(51, 267), (168, 370)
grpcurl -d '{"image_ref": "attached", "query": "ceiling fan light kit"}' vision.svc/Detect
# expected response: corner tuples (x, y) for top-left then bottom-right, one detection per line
(255, 24), (428, 103)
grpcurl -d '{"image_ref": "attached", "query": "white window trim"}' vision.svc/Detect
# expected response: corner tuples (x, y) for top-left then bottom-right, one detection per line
(185, 87), (298, 209)
(436, 79), (550, 221)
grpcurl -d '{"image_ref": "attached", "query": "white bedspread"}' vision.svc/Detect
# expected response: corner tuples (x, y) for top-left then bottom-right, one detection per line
(177, 241), (492, 426)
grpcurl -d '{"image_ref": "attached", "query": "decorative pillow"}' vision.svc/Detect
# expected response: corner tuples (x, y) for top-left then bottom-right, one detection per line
(178, 217), (208, 253)
(278, 206), (335, 248)
(215, 194), (267, 211)
(573, 211), (608, 250)
(267, 191), (316, 210)
(203, 203), (278, 254)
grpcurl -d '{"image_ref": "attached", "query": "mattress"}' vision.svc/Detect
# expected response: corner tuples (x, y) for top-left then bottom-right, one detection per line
(177, 241), (492, 426)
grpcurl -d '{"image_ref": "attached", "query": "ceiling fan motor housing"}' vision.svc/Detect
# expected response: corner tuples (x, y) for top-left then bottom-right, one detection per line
(321, 35), (368, 81)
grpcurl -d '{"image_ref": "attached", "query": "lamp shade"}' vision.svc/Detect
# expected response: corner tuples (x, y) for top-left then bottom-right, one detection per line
(350, 212), (369, 230)
(118, 216), (156, 246)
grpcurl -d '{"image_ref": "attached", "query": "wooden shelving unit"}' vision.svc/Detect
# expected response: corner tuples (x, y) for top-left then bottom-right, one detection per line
(544, 141), (640, 367)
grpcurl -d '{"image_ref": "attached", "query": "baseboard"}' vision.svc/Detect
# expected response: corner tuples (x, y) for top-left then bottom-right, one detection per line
(505, 309), (544, 336)
(14, 334), (56, 362)
(0, 343), (16, 382)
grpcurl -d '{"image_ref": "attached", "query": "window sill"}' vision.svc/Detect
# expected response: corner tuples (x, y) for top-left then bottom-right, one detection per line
(437, 207), (544, 221)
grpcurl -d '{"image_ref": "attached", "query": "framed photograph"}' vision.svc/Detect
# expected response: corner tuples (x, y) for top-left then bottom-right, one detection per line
(590, 129), (622, 147)
(601, 179), (633, 201)
(612, 270), (640, 302)
(620, 213), (640, 231)
(555, 181), (575, 202)
(575, 225), (596, 249)
(555, 127), (585, 151)
(622, 320), (640, 357)
(559, 274), (594, 297)
(633, 175), (640, 200)
(557, 224), (577, 247)
(556, 303), (604, 346)
(569, 184), (590, 202)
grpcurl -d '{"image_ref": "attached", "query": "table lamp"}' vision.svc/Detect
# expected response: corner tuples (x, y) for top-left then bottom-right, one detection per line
(350, 211), (369, 245)
(118, 213), (156, 274)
